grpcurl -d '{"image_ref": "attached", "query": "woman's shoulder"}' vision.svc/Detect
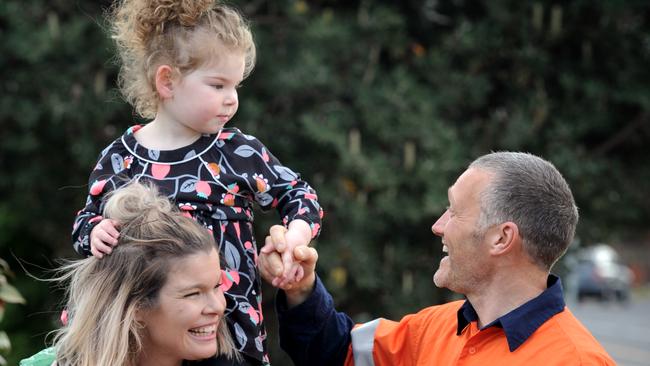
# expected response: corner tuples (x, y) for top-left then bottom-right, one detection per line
(19, 347), (57, 366)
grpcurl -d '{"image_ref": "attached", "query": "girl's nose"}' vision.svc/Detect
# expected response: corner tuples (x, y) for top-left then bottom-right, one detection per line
(224, 89), (238, 106)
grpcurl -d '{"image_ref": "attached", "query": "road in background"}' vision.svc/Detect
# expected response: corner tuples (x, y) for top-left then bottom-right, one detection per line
(569, 289), (650, 366)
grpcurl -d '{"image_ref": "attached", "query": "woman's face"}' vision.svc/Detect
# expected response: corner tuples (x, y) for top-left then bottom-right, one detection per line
(138, 248), (226, 364)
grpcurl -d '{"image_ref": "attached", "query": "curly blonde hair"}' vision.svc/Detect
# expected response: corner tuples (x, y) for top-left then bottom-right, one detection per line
(110, 0), (256, 118)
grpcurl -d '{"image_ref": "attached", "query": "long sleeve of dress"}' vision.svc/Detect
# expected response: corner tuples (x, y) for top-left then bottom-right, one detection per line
(219, 131), (323, 238)
(71, 140), (134, 256)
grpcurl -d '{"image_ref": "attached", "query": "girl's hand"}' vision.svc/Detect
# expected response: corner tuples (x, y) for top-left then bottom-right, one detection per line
(276, 220), (312, 286)
(89, 219), (120, 258)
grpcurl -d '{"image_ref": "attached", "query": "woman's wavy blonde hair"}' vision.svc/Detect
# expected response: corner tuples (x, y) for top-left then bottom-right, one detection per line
(52, 182), (237, 365)
(110, 0), (256, 118)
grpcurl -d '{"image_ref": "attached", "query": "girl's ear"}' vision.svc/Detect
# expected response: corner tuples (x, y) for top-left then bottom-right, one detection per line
(155, 65), (175, 99)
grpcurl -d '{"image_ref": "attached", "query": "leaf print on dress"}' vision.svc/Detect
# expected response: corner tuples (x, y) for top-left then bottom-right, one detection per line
(224, 240), (241, 269)
(234, 323), (247, 348)
(180, 179), (198, 193)
(148, 149), (160, 161)
(211, 208), (227, 220)
(273, 165), (298, 181)
(183, 150), (196, 160)
(233, 145), (257, 158)
(111, 153), (124, 173)
(255, 192), (273, 206)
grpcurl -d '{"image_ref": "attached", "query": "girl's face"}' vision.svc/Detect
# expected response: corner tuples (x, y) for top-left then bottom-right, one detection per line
(162, 51), (246, 136)
(138, 248), (227, 364)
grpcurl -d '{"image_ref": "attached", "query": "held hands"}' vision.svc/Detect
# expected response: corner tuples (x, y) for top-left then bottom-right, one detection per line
(259, 225), (318, 308)
(266, 220), (313, 286)
(89, 219), (120, 258)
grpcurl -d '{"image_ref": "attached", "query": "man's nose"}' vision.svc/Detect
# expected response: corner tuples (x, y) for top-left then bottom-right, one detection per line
(431, 210), (449, 237)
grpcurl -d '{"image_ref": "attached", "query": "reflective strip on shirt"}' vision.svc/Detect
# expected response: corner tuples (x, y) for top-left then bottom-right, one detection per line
(351, 318), (381, 366)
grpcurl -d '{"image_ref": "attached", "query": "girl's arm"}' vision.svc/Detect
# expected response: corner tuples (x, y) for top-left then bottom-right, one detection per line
(72, 141), (131, 256)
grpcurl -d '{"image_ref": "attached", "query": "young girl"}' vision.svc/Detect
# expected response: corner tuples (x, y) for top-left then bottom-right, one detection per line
(71, 1), (322, 364)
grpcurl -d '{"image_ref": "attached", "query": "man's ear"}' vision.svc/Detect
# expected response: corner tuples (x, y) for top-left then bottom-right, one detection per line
(155, 65), (175, 99)
(488, 222), (520, 256)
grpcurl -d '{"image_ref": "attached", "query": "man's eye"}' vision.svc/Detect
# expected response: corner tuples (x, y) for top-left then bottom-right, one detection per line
(184, 292), (200, 298)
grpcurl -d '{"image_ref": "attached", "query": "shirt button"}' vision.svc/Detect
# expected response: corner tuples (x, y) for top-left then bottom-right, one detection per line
(468, 347), (477, 355)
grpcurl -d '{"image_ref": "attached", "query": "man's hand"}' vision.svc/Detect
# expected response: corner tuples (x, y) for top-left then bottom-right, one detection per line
(89, 219), (120, 258)
(259, 225), (318, 308)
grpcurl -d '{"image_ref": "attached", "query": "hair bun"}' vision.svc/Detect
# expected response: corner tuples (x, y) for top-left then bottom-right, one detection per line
(102, 182), (173, 224)
(175, 0), (215, 26)
(142, 0), (214, 34)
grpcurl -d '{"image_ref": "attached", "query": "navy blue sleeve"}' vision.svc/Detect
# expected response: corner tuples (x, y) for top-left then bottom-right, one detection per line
(276, 276), (354, 366)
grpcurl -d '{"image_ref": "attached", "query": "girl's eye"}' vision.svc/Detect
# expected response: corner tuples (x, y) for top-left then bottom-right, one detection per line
(212, 84), (224, 90)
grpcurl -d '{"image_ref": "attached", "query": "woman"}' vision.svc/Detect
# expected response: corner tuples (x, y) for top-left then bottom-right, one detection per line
(21, 183), (238, 365)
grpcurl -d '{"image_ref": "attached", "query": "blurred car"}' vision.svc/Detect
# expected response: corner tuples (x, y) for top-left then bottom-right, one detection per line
(572, 244), (633, 302)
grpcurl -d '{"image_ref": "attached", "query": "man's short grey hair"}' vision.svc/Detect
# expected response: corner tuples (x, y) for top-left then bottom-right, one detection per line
(469, 152), (579, 270)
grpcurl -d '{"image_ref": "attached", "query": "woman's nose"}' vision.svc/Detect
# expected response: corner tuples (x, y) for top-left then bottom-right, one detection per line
(205, 290), (226, 315)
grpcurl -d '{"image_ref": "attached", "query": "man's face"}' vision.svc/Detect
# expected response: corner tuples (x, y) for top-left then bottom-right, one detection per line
(431, 168), (493, 293)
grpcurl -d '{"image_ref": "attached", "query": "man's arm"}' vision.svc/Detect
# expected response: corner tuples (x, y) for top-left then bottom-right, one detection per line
(258, 226), (353, 366)
(276, 275), (354, 366)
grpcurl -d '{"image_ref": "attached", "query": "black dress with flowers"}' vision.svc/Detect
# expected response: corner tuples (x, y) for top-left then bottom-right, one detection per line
(72, 125), (323, 364)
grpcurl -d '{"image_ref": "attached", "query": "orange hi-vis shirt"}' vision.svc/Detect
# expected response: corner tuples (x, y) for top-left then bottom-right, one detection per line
(278, 276), (615, 366)
(344, 301), (615, 365)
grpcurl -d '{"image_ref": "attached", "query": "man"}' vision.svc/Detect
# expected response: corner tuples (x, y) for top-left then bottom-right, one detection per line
(259, 152), (615, 365)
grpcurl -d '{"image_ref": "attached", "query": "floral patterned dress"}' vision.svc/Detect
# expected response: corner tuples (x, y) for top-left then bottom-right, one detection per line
(72, 125), (323, 364)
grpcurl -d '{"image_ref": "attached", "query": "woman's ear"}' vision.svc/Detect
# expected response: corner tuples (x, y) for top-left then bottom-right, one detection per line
(155, 65), (175, 99)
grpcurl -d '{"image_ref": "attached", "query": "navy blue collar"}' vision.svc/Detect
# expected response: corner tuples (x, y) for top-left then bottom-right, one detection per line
(456, 275), (566, 352)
